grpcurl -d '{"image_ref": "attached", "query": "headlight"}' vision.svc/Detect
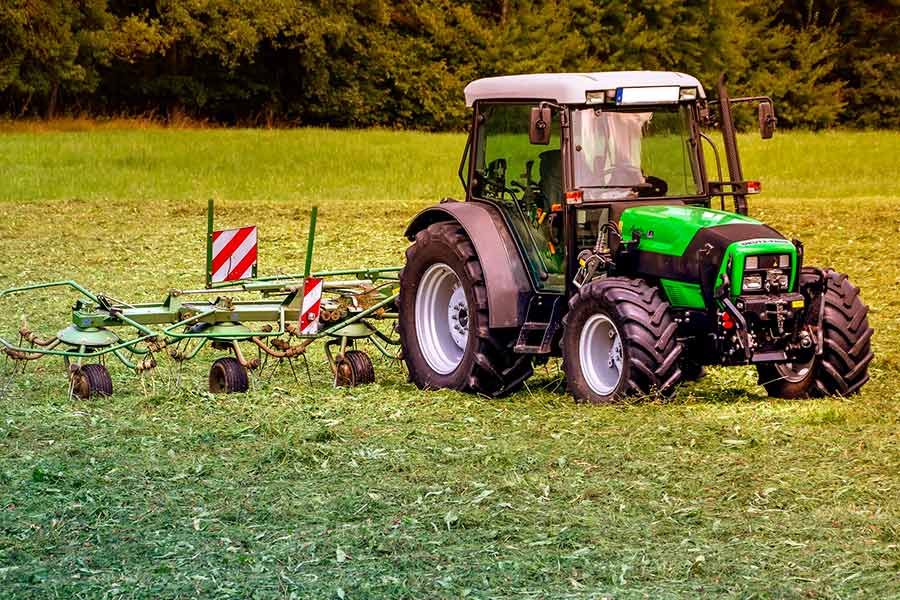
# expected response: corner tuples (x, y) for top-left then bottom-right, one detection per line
(742, 274), (763, 291)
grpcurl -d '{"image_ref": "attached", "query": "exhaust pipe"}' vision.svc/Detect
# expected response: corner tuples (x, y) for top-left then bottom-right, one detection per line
(717, 73), (747, 216)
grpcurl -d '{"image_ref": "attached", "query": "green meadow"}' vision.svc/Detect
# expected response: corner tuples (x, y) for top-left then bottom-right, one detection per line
(0, 126), (897, 598)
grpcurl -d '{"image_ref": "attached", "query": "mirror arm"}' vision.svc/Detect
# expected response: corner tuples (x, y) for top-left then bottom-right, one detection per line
(538, 101), (568, 126)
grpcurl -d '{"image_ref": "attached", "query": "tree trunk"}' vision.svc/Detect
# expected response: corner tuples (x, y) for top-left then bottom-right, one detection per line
(46, 82), (59, 120)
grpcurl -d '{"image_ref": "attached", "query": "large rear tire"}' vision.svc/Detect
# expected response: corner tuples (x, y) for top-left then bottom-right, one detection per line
(758, 268), (874, 398)
(562, 277), (683, 404)
(398, 221), (532, 397)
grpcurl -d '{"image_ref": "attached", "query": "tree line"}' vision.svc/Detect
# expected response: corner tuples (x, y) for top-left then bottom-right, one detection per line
(1, 0), (897, 130)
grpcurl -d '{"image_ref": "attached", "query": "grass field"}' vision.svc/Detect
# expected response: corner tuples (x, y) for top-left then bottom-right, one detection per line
(0, 126), (897, 599)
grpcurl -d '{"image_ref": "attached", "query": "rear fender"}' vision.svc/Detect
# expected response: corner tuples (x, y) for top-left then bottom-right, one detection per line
(405, 200), (531, 328)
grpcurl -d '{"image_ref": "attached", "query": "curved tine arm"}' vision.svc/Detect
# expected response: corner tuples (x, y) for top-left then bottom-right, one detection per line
(3, 339), (62, 360)
(0, 280), (99, 302)
(0, 333), (157, 359)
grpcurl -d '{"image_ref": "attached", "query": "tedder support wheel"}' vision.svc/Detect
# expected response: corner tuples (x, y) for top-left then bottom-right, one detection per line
(71, 364), (113, 399)
(758, 268), (874, 399)
(562, 277), (683, 404)
(398, 221), (532, 397)
(209, 357), (249, 394)
(335, 350), (375, 387)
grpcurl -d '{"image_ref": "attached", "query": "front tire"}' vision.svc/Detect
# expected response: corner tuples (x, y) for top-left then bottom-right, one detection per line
(759, 268), (874, 398)
(398, 221), (532, 397)
(562, 278), (683, 403)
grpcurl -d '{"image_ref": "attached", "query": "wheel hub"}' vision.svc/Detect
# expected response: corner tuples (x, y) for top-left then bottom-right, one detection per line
(448, 284), (469, 349)
(607, 332), (623, 370)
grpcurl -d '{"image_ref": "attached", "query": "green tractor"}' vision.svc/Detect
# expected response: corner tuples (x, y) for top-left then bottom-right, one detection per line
(397, 72), (873, 403)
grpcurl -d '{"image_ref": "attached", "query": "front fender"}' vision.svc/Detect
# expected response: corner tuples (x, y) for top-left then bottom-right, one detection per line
(405, 200), (531, 328)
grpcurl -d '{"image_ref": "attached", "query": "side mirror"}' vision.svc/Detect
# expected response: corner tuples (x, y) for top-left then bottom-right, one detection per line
(758, 102), (776, 139)
(529, 106), (551, 145)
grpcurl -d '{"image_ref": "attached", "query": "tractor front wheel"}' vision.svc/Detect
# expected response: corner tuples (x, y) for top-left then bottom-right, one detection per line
(758, 268), (873, 398)
(561, 278), (683, 404)
(399, 221), (532, 397)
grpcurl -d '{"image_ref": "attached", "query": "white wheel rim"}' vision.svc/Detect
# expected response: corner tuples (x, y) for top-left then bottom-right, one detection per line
(415, 263), (470, 375)
(775, 358), (814, 383)
(579, 313), (624, 396)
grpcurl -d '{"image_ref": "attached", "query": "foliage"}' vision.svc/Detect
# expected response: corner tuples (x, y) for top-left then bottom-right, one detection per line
(0, 0), (897, 128)
(0, 128), (898, 597)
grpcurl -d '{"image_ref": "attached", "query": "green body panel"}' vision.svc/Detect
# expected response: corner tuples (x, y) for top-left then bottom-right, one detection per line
(617, 204), (797, 304)
(659, 279), (705, 309)
(620, 205), (762, 257)
(716, 238), (798, 296)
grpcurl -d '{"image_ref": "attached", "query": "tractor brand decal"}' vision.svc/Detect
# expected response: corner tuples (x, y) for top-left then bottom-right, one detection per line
(211, 226), (258, 283)
(299, 277), (324, 334)
(738, 238), (787, 247)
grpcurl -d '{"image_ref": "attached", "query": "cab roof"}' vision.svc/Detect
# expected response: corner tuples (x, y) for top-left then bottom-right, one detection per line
(464, 71), (706, 107)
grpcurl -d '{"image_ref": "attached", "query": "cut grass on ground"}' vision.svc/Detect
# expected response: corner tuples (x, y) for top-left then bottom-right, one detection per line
(0, 128), (897, 599)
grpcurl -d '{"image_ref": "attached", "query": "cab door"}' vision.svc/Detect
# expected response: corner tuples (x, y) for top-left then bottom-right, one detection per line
(469, 101), (566, 291)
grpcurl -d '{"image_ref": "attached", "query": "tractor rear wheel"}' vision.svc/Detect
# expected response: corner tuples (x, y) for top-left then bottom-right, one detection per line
(209, 357), (249, 394)
(71, 364), (113, 399)
(399, 221), (532, 397)
(758, 268), (873, 398)
(561, 277), (683, 404)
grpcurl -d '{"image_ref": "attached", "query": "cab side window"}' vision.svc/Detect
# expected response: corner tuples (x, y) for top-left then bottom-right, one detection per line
(473, 103), (565, 290)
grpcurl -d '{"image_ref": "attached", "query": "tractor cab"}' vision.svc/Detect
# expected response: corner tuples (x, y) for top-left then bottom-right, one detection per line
(460, 71), (759, 295)
(399, 71), (871, 404)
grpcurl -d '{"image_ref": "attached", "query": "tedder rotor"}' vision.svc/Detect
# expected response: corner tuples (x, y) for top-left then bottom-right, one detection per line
(0, 201), (402, 398)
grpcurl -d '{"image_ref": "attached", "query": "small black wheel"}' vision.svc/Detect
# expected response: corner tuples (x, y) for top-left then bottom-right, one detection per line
(71, 364), (113, 399)
(209, 357), (249, 394)
(758, 268), (874, 398)
(335, 350), (375, 387)
(561, 277), (683, 404)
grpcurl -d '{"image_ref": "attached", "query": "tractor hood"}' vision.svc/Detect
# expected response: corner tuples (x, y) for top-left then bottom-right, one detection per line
(619, 205), (768, 257)
(618, 204), (796, 305)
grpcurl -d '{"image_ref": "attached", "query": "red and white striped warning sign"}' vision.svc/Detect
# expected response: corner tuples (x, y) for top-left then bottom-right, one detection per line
(211, 226), (257, 283)
(299, 277), (323, 334)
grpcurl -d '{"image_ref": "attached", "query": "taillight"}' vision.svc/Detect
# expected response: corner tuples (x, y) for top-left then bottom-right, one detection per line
(565, 190), (583, 204)
(746, 180), (761, 194)
(721, 311), (734, 330)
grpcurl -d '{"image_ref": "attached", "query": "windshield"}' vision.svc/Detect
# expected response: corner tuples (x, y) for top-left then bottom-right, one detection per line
(573, 106), (701, 200)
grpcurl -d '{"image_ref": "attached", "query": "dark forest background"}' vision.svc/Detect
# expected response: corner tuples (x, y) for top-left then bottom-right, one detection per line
(1, 0), (898, 129)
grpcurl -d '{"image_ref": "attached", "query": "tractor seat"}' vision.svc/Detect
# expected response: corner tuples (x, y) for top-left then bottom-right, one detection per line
(539, 149), (562, 208)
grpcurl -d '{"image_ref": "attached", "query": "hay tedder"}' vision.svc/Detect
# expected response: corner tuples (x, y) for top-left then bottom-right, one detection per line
(0, 201), (402, 398)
